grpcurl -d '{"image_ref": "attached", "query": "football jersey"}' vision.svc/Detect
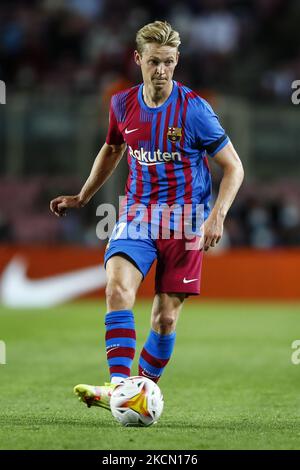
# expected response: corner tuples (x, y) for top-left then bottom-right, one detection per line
(106, 80), (229, 221)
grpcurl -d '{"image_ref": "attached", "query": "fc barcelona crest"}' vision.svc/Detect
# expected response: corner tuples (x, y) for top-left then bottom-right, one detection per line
(167, 127), (182, 143)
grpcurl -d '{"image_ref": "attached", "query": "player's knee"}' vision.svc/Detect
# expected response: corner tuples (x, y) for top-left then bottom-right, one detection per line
(106, 280), (136, 310)
(153, 314), (177, 334)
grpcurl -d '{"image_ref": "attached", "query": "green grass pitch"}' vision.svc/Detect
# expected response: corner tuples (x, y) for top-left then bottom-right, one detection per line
(0, 300), (299, 450)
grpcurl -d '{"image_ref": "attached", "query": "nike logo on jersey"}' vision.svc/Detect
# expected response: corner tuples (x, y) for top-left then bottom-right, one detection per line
(183, 277), (198, 284)
(125, 128), (139, 134)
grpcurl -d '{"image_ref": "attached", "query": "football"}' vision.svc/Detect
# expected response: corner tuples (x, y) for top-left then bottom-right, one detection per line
(110, 376), (164, 427)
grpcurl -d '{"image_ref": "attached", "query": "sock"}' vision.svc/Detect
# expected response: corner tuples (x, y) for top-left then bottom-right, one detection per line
(105, 310), (136, 381)
(138, 329), (176, 382)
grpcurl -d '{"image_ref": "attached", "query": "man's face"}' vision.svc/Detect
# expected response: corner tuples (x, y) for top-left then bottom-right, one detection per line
(134, 43), (179, 91)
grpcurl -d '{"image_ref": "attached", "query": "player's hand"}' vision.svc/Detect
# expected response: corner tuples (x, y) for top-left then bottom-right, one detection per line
(202, 212), (224, 251)
(49, 195), (84, 217)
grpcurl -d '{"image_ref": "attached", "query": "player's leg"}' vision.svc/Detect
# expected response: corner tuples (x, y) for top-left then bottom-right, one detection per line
(138, 234), (203, 383)
(74, 214), (157, 409)
(105, 255), (142, 310)
(74, 230), (157, 409)
(150, 292), (185, 335)
(74, 255), (143, 409)
(104, 255), (142, 384)
(138, 293), (185, 382)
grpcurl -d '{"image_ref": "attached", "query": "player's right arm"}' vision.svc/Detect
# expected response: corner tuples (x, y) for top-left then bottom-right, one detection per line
(50, 142), (126, 217)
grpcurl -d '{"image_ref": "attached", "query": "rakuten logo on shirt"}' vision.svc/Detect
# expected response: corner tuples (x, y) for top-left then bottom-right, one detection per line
(128, 146), (182, 166)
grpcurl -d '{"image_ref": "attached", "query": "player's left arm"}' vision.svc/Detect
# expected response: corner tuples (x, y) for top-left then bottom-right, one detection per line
(204, 141), (244, 251)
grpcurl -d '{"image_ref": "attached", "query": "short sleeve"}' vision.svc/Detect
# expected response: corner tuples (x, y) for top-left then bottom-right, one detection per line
(105, 99), (125, 146)
(195, 99), (229, 157)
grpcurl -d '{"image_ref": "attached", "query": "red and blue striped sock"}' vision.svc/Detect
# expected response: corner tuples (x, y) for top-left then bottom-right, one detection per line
(105, 310), (136, 383)
(138, 329), (176, 382)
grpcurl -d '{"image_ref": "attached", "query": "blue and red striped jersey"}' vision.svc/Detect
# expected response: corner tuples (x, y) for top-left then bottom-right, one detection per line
(106, 80), (229, 220)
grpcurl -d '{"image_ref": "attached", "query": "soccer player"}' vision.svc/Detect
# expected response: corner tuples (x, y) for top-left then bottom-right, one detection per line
(50, 21), (244, 410)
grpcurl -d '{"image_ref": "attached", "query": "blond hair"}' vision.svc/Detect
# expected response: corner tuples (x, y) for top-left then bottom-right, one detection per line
(136, 21), (181, 54)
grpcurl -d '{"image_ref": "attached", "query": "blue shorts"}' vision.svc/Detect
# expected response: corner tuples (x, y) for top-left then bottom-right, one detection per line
(104, 221), (157, 278)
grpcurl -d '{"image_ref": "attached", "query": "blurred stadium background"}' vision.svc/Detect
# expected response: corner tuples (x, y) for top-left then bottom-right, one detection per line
(0, 0), (300, 450)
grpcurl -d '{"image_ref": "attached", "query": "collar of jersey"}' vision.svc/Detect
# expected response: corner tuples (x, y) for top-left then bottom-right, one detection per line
(138, 80), (178, 113)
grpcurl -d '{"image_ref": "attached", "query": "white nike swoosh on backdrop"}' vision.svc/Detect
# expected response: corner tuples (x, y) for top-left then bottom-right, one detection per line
(125, 128), (139, 134)
(0, 257), (106, 308)
(183, 278), (198, 284)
